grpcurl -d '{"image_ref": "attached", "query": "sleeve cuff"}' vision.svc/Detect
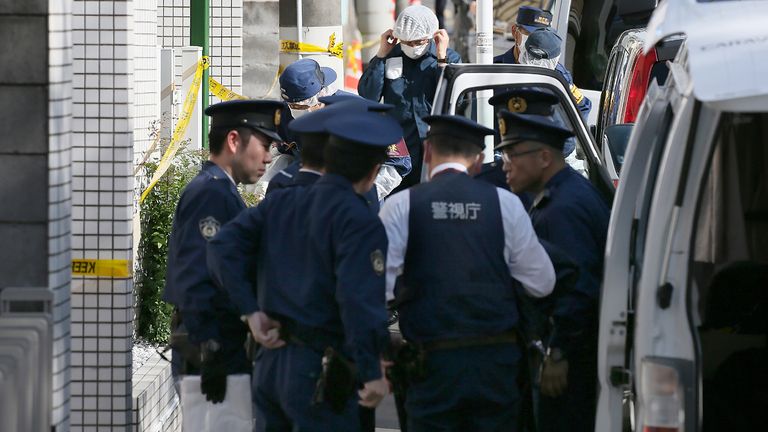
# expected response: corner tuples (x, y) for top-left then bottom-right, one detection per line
(356, 356), (383, 383)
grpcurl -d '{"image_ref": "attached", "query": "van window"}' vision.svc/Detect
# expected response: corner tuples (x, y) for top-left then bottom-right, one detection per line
(690, 113), (768, 432)
(456, 84), (591, 177)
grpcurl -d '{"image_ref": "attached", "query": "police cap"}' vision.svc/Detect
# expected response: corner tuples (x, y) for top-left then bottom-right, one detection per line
(318, 93), (395, 112)
(325, 111), (403, 148)
(423, 114), (495, 150)
(516, 6), (553, 33)
(205, 99), (285, 143)
(290, 99), (394, 135)
(495, 110), (574, 152)
(488, 88), (560, 116)
(525, 28), (562, 60)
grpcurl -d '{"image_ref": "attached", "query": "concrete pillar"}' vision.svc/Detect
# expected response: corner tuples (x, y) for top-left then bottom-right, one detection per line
(70, 0), (137, 429)
(356, 0), (395, 65)
(243, 0), (280, 99)
(279, 0), (344, 89)
(0, 0), (73, 430)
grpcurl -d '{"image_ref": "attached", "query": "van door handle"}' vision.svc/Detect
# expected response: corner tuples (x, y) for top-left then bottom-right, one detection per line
(657, 283), (673, 309)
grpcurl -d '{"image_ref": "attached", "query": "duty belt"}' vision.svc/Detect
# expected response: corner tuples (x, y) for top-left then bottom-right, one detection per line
(277, 319), (344, 353)
(417, 330), (519, 352)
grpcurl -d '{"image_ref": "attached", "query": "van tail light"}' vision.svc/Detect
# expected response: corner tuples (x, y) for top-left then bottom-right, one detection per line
(640, 358), (691, 432)
(623, 48), (658, 123)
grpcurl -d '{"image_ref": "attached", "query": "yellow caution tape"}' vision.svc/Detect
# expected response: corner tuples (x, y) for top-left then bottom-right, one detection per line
(140, 56), (210, 204)
(209, 77), (247, 101)
(280, 33), (344, 59)
(72, 259), (132, 278)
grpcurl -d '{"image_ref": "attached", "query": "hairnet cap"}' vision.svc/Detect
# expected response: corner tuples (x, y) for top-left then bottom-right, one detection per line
(205, 99), (285, 142)
(525, 28), (562, 59)
(495, 110), (574, 152)
(279, 58), (337, 103)
(393, 5), (439, 42)
(289, 99), (394, 135)
(516, 6), (553, 33)
(326, 112), (404, 148)
(423, 114), (494, 150)
(488, 88), (560, 116)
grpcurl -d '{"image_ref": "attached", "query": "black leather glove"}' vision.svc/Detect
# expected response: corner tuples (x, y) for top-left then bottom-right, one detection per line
(200, 340), (227, 404)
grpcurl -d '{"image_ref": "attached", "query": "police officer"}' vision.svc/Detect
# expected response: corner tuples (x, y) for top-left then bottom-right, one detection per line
(379, 114), (556, 431)
(359, 4), (461, 190)
(496, 110), (610, 432)
(495, 6), (591, 118)
(207, 109), (401, 431)
(269, 94), (411, 209)
(162, 99), (283, 403)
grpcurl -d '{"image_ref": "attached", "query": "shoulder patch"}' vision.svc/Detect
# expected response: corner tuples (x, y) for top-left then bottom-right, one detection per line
(569, 84), (585, 104)
(199, 216), (221, 240)
(371, 249), (385, 276)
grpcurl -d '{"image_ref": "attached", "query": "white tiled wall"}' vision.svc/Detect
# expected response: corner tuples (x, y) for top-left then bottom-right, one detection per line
(132, 0), (160, 166)
(158, 0), (244, 103)
(49, 2), (75, 430)
(71, 1), (136, 430)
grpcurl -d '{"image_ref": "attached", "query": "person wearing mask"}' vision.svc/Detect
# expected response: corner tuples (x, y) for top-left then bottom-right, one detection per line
(207, 108), (401, 432)
(497, 109), (610, 432)
(379, 114), (556, 431)
(163, 99), (283, 403)
(359, 4), (461, 191)
(268, 92), (412, 207)
(495, 6), (591, 118)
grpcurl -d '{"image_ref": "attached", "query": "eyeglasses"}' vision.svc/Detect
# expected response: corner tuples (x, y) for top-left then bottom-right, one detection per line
(501, 147), (543, 163)
(401, 39), (430, 47)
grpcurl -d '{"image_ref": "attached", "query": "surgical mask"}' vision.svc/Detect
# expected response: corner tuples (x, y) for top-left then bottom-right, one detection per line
(289, 108), (308, 119)
(519, 50), (561, 70)
(515, 33), (529, 55)
(402, 43), (429, 59)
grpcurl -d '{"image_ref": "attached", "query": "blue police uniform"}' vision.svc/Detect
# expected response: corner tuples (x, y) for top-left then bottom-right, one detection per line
(268, 95), (413, 210)
(163, 99), (284, 405)
(358, 41), (461, 189)
(380, 115), (555, 431)
(207, 110), (401, 432)
(496, 110), (609, 432)
(494, 6), (591, 118)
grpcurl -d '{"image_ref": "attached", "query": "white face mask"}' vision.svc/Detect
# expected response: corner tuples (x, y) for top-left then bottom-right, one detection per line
(402, 43), (429, 59)
(290, 108), (308, 119)
(519, 50), (560, 70)
(515, 33), (529, 55)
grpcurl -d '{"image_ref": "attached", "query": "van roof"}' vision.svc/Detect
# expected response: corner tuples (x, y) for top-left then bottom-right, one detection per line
(645, 0), (768, 104)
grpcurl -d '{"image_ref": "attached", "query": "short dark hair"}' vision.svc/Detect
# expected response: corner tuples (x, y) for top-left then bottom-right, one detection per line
(208, 126), (254, 155)
(428, 134), (482, 159)
(298, 132), (327, 169)
(324, 136), (387, 183)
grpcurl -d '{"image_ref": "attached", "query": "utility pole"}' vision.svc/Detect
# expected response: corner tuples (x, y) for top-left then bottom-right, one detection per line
(191, 0), (210, 149)
(476, 0), (494, 162)
(279, 0), (344, 87)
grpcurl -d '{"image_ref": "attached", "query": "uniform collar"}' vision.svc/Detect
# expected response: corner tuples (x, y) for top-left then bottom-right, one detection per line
(204, 160), (236, 186)
(430, 162), (468, 178)
(530, 166), (574, 213)
(544, 166), (575, 189)
(298, 168), (323, 176)
(317, 173), (354, 190)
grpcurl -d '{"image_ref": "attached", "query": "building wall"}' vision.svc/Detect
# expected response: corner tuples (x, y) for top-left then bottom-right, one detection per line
(70, 1), (136, 429)
(158, 0), (244, 102)
(0, 0), (73, 430)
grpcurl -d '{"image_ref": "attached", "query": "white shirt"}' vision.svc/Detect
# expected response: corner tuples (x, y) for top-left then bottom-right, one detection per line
(378, 165), (555, 301)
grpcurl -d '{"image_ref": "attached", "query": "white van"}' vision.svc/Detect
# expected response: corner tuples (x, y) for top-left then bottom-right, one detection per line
(597, 1), (768, 431)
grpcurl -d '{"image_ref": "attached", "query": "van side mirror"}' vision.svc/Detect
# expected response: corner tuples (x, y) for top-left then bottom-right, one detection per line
(604, 124), (634, 172)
